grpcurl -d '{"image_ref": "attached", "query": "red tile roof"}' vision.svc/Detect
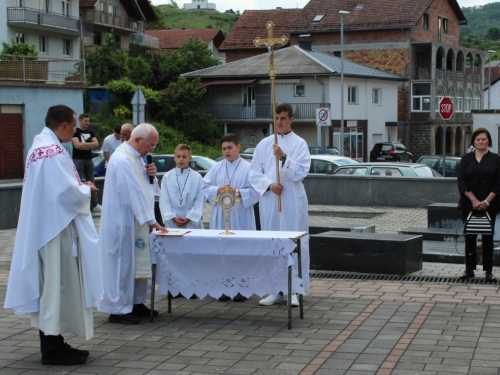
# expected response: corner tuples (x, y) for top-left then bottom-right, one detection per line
(146, 29), (224, 49)
(286, 0), (466, 33)
(219, 9), (301, 51)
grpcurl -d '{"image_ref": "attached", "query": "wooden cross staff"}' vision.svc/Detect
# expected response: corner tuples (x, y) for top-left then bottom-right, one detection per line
(253, 21), (288, 212)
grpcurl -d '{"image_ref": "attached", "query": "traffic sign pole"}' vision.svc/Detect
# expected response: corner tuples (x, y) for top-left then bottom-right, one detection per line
(442, 119), (446, 177)
(439, 97), (454, 177)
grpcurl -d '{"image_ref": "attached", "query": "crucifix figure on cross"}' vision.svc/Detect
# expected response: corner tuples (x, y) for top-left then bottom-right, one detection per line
(253, 21), (288, 212)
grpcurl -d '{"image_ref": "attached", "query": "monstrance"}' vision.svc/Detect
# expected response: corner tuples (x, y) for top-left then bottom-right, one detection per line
(214, 187), (241, 235)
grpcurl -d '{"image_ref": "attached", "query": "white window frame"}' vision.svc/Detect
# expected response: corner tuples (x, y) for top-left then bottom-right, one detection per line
(435, 86), (444, 112)
(412, 82), (431, 112)
(372, 88), (382, 105)
(294, 84), (305, 97)
(423, 13), (429, 29)
(63, 39), (71, 56)
(456, 88), (463, 112)
(348, 86), (358, 104)
(465, 89), (472, 112)
(473, 90), (480, 110)
(39, 36), (47, 53)
(15, 32), (25, 44)
(62, 0), (70, 16)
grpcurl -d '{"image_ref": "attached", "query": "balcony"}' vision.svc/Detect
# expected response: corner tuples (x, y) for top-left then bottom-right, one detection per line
(206, 103), (328, 120)
(0, 54), (85, 84)
(7, 7), (93, 36)
(130, 33), (159, 49)
(84, 9), (139, 33)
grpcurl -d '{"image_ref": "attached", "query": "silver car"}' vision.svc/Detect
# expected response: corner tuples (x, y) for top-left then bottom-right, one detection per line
(333, 162), (442, 177)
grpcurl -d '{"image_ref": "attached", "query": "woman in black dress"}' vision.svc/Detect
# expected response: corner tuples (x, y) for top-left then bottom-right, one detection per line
(457, 127), (500, 281)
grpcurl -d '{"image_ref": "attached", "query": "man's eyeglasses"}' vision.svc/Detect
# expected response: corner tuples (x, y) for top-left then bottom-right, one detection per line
(140, 137), (157, 150)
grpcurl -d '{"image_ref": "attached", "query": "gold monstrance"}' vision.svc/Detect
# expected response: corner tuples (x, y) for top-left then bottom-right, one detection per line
(214, 187), (240, 235)
(253, 21), (288, 212)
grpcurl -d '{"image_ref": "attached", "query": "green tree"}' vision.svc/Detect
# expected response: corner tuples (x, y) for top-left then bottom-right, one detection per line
(486, 27), (500, 41)
(85, 33), (129, 85)
(1, 40), (38, 60)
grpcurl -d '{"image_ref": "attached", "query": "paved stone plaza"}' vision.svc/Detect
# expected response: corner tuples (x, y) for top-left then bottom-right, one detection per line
(0, 206), (499, 375)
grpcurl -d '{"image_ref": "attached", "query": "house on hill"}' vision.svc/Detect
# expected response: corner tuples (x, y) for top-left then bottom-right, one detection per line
(183, 45), (405, 161)
(183, 0), (216, 10)
(146, 28), (226, 62)
(219, 9), (301, 63)
(284, 0), (485, 159)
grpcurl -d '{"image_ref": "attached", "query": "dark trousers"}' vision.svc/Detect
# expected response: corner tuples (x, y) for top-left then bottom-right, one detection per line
(39, 330), (63, 355)
(73, 158), (98, 208)
(463, 211), (496, 273)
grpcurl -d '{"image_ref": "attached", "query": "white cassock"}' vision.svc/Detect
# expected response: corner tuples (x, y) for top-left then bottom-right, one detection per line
(4, 127), (102, 340)
(202, 157), (260, 230)
(97, 142), (160, 315)
(159, 167), (205, 229)
(250, 132), (311, 290)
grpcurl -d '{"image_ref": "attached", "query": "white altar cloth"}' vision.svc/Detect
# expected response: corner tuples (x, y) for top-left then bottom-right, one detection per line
(149, 229), (307, 300)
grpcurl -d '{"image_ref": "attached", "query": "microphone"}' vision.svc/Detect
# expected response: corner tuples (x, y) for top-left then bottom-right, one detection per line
(146, 154), (154, 184)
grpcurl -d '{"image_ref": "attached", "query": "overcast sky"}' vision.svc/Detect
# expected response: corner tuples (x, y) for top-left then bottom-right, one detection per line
(151, 0), (497, 14)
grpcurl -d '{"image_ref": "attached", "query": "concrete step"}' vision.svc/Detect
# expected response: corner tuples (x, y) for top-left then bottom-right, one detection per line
(400, 227), (464, 241)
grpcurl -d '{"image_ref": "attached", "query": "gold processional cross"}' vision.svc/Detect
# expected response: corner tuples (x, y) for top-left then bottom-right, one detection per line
(253, 21), (288, 212)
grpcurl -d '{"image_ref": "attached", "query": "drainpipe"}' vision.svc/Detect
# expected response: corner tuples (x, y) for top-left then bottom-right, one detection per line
(314, 74), (326, 147)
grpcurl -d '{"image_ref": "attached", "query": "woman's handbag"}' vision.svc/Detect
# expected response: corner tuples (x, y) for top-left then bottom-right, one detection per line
(464, 211), (493, 235)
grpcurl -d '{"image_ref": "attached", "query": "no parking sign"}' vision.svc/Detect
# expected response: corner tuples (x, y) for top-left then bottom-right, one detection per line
(316, 107), (330, 127)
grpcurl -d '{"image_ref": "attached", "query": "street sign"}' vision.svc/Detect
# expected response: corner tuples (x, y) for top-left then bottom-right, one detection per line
(316, 108), (330, 127)
(439, 97), (454, 120)
(131, 86), (147, 126)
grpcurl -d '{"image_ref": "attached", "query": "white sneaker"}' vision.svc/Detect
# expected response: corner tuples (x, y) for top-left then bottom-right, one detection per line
(93, 204), (102, 212)
(290, 294), (299, 307)
(259, 294), (284, 306)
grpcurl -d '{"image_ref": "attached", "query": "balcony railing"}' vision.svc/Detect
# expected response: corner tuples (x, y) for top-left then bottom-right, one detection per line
(206, 103), (328, 120)
(0, 54), (85, 84)
(7, 7), (93, 35)
(84, 9), (138, 32)
(130, 33), (159, 49)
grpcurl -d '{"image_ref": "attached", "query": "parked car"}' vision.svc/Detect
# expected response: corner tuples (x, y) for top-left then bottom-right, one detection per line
(151, 154), (216, 173)
(333, 162), (442, 177)
(92, 151), (106, 177)
(214, 153), (253, 162)
(416, 155), (460, 177)
(309, 155), (359, 174)
(242, 147), (256, 154)
(309, 146), (341, 155)
(370, 142), (413, 162)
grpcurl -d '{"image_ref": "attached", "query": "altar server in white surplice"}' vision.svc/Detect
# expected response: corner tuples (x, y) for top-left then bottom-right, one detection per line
(160, 144), (205, 229)
(202, 133), (259, 231)
(97, 123), (168, 325)
(4, 105), (102, 366)
(250, 103), (311, 307)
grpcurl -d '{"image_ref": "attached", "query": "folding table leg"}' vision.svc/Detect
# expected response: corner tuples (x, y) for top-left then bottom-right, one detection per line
(150, 264), (156, 323)
(297, 239), (303, 319)
(168, 292), (172, 313)
(288, 263), (292, 329)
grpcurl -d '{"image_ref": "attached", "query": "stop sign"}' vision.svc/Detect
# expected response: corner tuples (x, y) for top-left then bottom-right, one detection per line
(439, 97), (454, 120)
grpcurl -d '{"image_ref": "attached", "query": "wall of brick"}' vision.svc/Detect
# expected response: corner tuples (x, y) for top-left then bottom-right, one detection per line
(410, 124), (432, 159)
(342, 49), (410, 77)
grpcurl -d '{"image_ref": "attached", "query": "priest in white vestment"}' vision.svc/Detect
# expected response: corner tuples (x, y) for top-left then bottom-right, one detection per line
(4, 105), (102, 366)
(160, 144), (205, 229)
(97, 123), (168, 324)
(249, 103), (311, 307)
(202, 134), (259, 231)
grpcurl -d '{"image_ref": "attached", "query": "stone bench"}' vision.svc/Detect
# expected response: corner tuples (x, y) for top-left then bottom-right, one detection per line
(309, 223), (375, 235)
(399, 227), (464, 242)
(310, 231), (422, 275)
(428, 203), (462, 230)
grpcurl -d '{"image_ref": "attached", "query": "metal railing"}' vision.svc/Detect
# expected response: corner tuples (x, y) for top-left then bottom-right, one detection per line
(205, 103), (328, 120)
(84, 9), (138, 32)
(130, 33), (159, 49)
(0, 54), (85, 84)
(7, 7), (93, 34)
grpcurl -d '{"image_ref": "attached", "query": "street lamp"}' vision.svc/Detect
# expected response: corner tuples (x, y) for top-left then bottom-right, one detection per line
(488, 50), (496, 110)
(339, 10), (349, 155)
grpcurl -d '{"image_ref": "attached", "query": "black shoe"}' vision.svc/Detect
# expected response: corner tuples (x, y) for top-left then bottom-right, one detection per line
(132, 303), (158, 318)
(62, 342), (89, 357)
(108, 313), (141, 324)
(459, 270), (475, 280)
(41, 348), (87, 365)
(218, 294), (231, 302)
(486, 272), (497, 282)
(233, 293), (247, 303)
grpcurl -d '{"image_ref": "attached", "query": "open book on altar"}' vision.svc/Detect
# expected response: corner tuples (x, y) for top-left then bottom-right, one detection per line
(153, 230), (191, 237)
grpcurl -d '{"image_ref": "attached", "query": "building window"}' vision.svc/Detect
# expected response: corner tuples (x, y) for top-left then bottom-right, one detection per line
(465, 89), (472, 112)
(423, 13), (429, 29)
(42, 0), (50, 13)
(63, 39), (71, 56)
(15, 33), (25, 44)
(39, 36), (47, 53)
(62, 0), (70, 16)
(473, 90), (480, 110)
(412, 83), (431, 112)
(348, 86), (358, 104)
(456, 88), (463, 112)
(294, 84), (305, 97)
(94, 32), (102, 46)
(447, 87), (454, 104)
(436, 86), (444, 112)
(17, 0), (23, 6)
(443, 18), (449, 33)
(312, 14), (325, 22)
(372, 88), (381, 104)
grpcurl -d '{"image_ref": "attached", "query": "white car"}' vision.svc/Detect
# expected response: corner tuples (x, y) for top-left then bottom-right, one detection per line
(309, 155), (359, 174)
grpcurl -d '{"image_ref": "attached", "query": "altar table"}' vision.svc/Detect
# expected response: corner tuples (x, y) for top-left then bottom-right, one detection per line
(149, 229), (308, 329)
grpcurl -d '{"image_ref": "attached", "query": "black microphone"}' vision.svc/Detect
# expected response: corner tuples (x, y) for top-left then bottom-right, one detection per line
(146, 154), (154, 184)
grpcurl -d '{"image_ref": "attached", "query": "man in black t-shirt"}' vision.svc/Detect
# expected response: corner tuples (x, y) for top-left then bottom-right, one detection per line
(72, 114), (100, 211)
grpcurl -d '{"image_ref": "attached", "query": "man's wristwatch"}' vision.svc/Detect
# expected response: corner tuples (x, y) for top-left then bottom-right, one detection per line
(279, 154), (287, 162)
